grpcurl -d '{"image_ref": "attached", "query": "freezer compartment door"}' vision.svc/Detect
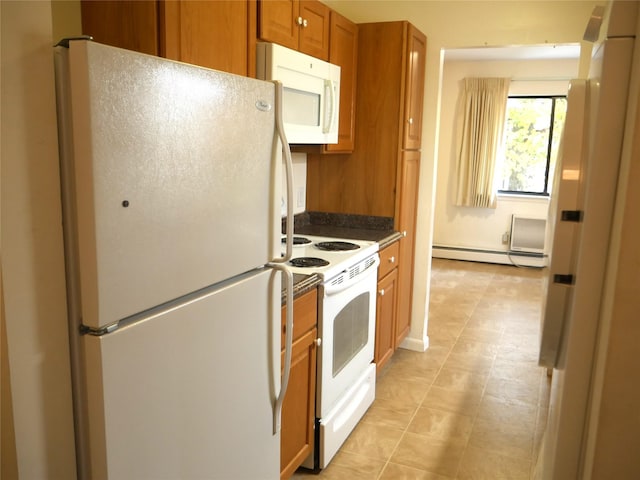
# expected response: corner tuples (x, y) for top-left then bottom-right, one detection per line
(82, 269), (280, 479)
(61, 41), (281, 328)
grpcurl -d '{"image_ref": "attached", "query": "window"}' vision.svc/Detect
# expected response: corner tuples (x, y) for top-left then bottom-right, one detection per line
(497, 96), (567, 195)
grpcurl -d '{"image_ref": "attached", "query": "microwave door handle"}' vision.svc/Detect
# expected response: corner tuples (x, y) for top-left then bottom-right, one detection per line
(323, 79), (336, 134)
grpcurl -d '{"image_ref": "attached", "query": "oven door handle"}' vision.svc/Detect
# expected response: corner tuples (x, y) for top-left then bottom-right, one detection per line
(323, 255), (380, 296)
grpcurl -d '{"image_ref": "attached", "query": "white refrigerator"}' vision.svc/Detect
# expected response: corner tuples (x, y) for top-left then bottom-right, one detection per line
(54, 39), (294, 479)
(538, 1), (638, 478)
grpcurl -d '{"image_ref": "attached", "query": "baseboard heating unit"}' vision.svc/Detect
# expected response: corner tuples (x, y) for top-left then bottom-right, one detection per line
(432, 245), (547, 268)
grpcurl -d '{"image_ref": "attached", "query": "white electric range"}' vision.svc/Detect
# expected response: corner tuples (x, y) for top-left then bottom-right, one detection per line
(281, 234), (379, 470)
(282, 234), (379, 280)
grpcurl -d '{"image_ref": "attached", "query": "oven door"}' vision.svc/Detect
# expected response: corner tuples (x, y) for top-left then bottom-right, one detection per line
(317, 264), (377, 418)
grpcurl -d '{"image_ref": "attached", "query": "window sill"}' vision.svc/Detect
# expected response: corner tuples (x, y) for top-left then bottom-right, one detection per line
(497, 192), (551, 203)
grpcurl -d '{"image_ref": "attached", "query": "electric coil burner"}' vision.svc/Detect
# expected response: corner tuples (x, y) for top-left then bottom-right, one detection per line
(289, 257), (330, 268)
(314, 241), (359, 251)
(282, 236), (312, 245)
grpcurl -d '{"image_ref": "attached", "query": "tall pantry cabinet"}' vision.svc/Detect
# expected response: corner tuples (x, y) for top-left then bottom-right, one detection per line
(307, 21), (426, 350)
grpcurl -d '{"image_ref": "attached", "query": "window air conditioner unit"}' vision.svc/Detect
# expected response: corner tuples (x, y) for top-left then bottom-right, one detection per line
(510, 215), (546, 253)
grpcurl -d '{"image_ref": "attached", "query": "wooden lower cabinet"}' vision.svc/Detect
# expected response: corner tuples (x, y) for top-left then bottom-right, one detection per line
(395, 151), (421, 347)
(375, 242), (399, 372)
(280, 289), (318, 480)
(375, 268), (398, 372)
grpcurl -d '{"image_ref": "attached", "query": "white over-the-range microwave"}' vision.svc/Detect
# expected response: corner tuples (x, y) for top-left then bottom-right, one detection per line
(256, 42), (340, 145)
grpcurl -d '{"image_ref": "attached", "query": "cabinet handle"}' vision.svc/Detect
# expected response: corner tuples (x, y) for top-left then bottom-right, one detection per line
(379, 289), (385, 296)
(389, 256), (395, 264)
(296, 16), (303, 25)
(402, 230), (407, 237)
(408, 117), (413, 125)
(315, 338), (322, 347)
(302, 18), (308, 27)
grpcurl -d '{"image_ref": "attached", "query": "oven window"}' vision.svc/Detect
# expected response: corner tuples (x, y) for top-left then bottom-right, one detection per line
(333, 292), (370, 377)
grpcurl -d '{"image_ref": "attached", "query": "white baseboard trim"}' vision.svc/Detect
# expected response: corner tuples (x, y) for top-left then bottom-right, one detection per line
(432, 245), (547, 268)
(399, 334), (429, 352)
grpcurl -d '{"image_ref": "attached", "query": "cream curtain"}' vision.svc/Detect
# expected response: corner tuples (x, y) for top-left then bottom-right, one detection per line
(455, 77), (511, 208)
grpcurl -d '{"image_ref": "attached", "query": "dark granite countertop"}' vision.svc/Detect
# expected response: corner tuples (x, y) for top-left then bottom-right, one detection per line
(281, 273), (321, 305)
(287, 211), (401, 247)
(279, 212), (403, 304)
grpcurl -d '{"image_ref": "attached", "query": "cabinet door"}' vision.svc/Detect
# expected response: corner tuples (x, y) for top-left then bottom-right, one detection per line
(402, 24), (427, 150)
(395, 150), (420, 347)
(280, 328), (317, 480)
(323, 11), (358, 153)
(297, 0), (330, 60)
(258, 0), (299, 51)
(375, 268), (398, 373)
(281, 289), (317, 347)
(161, 1), (256, 77)
(80, 0), (159, 55)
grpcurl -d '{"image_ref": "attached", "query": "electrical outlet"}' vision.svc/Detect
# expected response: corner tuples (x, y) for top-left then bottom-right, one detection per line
(296, 187), (305, 208)
(502, 231), (510, 244)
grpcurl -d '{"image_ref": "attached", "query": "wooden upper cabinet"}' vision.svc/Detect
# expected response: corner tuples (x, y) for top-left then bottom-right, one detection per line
(80, 0), (160, 55)
(81, 1), (256, 77)
(258, 0), (299, 51)
(402, 25), (427, 150)
(298, 0), (330, 60)
(259, 0), (330, 60)
(161, 0), (257, 77)
(323, 11), (358, 153)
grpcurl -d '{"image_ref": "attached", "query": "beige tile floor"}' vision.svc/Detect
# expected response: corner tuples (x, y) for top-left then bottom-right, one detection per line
(292, 258), (550, 480)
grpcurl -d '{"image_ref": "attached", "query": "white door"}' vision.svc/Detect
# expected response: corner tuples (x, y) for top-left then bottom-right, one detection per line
(82, 268), (281, 479)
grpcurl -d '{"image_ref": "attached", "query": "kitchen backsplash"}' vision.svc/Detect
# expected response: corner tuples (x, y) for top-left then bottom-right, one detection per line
(281, 152), (307, 217)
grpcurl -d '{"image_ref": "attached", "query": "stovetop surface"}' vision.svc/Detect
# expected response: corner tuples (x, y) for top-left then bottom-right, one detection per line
(281, 234), (379, 280)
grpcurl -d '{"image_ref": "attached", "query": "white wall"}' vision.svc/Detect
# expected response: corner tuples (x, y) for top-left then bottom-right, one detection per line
(432, 57), (579, 265)
(1, 0), (78, 477)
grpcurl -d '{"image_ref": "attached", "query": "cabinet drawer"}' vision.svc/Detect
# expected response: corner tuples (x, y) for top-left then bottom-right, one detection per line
(378, 242), (400, 279)
(281, 288), (318, 347)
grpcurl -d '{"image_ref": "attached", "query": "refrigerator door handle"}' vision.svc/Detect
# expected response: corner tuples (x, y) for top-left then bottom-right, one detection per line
(268, 263), (294, 435)
(271, 80), (294, 263)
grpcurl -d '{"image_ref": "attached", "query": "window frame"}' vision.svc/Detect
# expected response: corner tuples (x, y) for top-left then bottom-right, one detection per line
(497, 94), (567, 197)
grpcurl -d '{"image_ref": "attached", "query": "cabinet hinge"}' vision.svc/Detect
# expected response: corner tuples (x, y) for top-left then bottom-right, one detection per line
(553, 274), (575, 285)
(561, 210), (583, 222)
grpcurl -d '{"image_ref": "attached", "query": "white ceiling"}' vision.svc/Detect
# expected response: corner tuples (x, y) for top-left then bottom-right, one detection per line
(444, 44), (581, 62)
